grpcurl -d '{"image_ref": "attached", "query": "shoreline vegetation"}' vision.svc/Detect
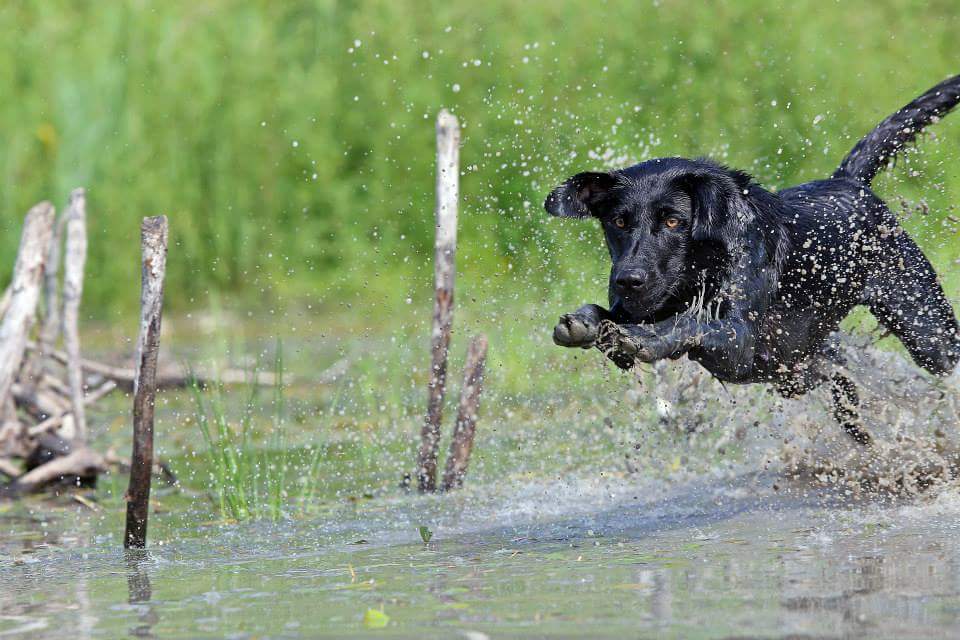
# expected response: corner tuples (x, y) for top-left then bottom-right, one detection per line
(0, 1), (957, 319)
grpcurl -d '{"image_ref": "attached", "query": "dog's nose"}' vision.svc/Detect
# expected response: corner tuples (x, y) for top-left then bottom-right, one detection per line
(615, 271), (647, 290)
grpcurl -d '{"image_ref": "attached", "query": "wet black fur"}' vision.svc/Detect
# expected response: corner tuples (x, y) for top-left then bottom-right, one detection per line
(546, 75), (960, 443)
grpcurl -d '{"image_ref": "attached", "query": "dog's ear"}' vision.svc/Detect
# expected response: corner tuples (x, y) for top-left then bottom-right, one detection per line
(679, 166), (790, 296)
(677, 169), (752, 250)
(544, 171), (617, 218)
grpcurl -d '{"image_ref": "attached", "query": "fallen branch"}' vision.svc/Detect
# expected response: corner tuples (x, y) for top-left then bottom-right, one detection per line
(10, 447), (105, 494)
(0, 395), (25, 459)
(0, 203), (55, 400)
(25, 341), (345, 390)
(72, 493), (100, 511)
(41, 373), (71, 397)
(25, 343), (286, 390)
(27, 380), (118, 437)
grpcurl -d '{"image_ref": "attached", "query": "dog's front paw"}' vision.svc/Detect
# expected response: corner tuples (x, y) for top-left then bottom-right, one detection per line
(596, 320), (657, 369)
(553, 312), (600, 348)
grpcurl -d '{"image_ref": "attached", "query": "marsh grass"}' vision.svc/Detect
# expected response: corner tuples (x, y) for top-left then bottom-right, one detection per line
(191, 341), (300, 521)
(1, 1), (957, 318)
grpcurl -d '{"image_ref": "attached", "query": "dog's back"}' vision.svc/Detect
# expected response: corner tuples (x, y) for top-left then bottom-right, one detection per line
(765, 76), (960, 380)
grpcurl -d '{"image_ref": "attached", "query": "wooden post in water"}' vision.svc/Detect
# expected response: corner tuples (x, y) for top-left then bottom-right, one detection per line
(62, 189), (88, 445)
(124, 216), (168, 549)
(417, 110), (460, 493)
(441, 334), (488, 492)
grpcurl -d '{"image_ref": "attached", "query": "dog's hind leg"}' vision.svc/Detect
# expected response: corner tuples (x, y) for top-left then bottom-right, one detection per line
(829, 373), (872, 445)
(868, 232), (960, 376)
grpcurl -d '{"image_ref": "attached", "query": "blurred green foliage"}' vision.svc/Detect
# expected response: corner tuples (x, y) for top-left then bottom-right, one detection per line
(0, 0), (957, 317)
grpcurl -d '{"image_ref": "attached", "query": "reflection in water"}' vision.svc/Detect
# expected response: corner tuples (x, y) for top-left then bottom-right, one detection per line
(124, 550), (157, 639)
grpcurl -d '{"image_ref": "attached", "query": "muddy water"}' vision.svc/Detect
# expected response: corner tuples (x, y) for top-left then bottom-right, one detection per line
(3, 470), (960, 639)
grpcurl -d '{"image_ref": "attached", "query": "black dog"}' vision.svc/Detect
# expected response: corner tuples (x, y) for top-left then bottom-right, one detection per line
(546, 75), (960, 443)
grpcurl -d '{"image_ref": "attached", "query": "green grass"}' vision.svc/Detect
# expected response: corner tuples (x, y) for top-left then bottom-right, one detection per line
(162, 312), (758, 523)
(0, 0), (957, 319)
(190, 342), (298, 521)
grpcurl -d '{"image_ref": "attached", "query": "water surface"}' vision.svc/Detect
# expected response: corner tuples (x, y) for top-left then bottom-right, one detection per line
(4, 470), (960, 639)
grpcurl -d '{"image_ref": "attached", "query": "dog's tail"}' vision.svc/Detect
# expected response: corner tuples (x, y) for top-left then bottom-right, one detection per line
(834, 74), (960, 184)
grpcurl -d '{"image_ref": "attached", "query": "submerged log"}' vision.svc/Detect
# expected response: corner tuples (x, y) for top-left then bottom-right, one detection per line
(441, 334), (488, 491)
(417, 109), (460, 493)
(125, 216), (168, 549)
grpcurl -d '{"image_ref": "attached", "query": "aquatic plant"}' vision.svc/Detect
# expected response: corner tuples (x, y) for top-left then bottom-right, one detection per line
(191, 342), (295, 521)
(418, 525), (433, 544)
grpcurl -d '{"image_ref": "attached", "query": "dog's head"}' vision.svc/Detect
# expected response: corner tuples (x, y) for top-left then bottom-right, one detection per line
(545, 158), (774, 321)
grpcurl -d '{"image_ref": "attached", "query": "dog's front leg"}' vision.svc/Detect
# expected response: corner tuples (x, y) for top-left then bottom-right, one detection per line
(596, 316), (705, 367)
(553, 304), (612, 348)
(597, 316), (757, 376)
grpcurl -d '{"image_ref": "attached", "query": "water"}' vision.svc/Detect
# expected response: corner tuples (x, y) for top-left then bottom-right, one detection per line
(5, 323), (960, 638)
(4, 467), (960, 638)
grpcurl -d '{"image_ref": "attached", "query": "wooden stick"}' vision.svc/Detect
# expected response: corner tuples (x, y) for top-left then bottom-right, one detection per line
(417, 110), (460, 493)
(441, 334), (488, 492)
(125, 216), (168, 549)
(62, 189), (88, 445)
(41, 372), (71, 397)
(0, 203), (55, 419)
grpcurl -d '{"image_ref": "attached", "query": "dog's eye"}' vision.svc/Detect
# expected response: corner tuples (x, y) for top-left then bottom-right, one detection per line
(613, 217), (626, 229)
(664, 216), (681, 229)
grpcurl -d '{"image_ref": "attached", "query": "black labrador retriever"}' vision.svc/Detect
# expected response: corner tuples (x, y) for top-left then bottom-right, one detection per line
(546, 75), (960, 443)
